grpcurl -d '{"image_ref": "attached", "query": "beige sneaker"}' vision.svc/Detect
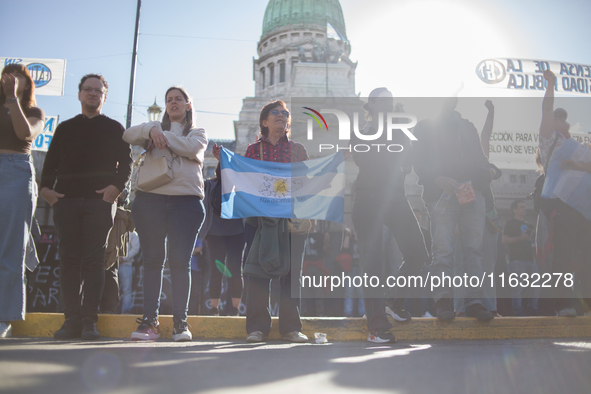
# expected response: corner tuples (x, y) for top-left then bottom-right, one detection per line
(281, 331), (308, 343)
(246, 331), (265, 343)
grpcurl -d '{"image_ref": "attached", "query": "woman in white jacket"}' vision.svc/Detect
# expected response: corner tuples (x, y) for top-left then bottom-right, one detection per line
(123, 87), (207, 342)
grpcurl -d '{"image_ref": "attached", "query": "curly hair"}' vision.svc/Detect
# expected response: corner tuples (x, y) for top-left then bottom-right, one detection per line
(78, 73), (109, 94)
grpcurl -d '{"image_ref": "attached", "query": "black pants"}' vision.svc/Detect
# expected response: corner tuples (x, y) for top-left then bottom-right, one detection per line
(206, 233), (245, 299)
(352, 191), (428, 331)
(245, 233), (306, 336)
(53, 198), (115, 322)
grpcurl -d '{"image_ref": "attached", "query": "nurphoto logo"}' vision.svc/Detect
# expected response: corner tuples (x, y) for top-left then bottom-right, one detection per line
(303, 107), (417, 153)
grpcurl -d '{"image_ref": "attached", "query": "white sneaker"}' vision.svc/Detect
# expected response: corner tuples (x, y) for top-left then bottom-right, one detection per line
(386, 306), (412, 322)
(422, 311), (434, 318)
(367, 329), (396, 343)
(172, 321), (192, 342)
(246, 331), (265, 343)
(0, 321), (11, 338)
(281, 331), (308, 343)
(558, 307), (577, 317)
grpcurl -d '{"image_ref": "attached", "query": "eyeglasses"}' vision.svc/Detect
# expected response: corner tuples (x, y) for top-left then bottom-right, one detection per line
(270, 108), (290, 117)
(81, 86), (106, 95)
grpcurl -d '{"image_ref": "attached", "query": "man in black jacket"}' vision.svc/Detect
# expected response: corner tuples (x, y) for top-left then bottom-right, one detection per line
(412, 98), (494, 322)
(40, 74), (132, 340)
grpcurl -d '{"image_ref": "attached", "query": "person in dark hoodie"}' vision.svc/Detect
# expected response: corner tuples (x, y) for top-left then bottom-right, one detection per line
(412, 97), (494, 322)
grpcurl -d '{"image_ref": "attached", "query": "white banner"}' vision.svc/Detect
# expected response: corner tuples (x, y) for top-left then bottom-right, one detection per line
(475, 58), (591, 96)
(1, 57), (66, 96)
(32, 116), (59, 152)
(488, 130), (591, 170)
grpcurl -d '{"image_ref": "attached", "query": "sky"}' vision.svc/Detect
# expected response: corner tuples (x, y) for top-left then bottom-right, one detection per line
(3, 0), (591, 141)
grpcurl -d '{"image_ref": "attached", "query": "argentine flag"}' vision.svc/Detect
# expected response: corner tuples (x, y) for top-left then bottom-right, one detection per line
(220, 147), (346, 223)
(542, 138), (591, 220)
(327, 22), (348, 43)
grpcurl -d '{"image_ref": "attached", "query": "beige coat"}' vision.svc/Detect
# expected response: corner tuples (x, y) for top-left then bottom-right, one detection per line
(123, 121), (207, 198)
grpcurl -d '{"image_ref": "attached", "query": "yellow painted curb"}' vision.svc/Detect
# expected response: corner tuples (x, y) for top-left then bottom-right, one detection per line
(10, 313), (591, 341)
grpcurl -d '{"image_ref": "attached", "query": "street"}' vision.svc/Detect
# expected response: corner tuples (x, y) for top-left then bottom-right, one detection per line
(2, 337), (591, 394)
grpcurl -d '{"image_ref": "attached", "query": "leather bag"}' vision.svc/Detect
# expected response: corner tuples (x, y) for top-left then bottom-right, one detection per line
(136, 148), (176, 191)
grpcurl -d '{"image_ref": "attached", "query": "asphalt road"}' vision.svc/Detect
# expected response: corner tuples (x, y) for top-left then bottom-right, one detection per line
(1, 337), (591, 394)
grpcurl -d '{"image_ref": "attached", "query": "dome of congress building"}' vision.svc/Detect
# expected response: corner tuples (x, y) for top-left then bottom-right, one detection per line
(233, 0), (357, 158)
(261, 0), (347, 40)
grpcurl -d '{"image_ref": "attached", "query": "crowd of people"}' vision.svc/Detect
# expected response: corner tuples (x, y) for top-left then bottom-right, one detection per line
(0, 66), (590, 343)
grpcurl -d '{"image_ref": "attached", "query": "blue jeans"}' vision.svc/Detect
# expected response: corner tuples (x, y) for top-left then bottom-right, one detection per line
(132, 191), (204, 322)
(508, 260), (540, 316)
(0, 154), (37, 321)
(454, 223), (499, 313)
(53, 198), (116, 322)
(481, 225), (499, 311)
(428, 191), (486, 307)
(119, 262), (134, 313)
(343, 265), (366, 317)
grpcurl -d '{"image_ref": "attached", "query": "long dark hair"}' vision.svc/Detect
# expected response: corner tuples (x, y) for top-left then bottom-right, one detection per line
(161, 86), (194, 136)
(0, 64), (36, 108)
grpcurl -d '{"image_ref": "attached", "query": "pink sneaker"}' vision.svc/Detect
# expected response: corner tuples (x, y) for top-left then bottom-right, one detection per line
(131, 317), (160, 340)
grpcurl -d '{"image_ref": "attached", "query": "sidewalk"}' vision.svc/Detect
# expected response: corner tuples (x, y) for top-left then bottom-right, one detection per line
(11, 313), (591, 340)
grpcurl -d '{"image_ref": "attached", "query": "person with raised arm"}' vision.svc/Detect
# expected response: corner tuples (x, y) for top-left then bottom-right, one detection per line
(0, 64), (45, 338)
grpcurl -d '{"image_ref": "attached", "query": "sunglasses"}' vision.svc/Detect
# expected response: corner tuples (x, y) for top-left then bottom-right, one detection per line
(270, 108), (290, 117)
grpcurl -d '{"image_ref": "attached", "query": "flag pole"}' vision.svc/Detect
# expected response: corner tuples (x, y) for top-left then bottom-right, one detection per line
(325, 18), (329, 97)
(126, 0), (141, 129)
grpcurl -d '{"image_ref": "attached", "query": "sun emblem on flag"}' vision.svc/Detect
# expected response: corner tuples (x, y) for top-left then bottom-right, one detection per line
(272, 178), (290, 197)
(261, 176), (291, 198)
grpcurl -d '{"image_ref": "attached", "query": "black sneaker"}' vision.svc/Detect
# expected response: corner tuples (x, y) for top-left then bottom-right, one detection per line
(81, 319), (100, 340)
(172, 320), (192, 342)
(230, 306), (239, 316)
(211, 307), (220, 316)
(465, 303), (494, 321)
(435, 298), (455, 322)
(54, 318), (82, 340)
(131, 317), (160, 340)
(368, 329), (396, 343)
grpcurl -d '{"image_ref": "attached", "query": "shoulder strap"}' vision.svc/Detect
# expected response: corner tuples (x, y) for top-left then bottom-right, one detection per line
(259, 141), (264, 161)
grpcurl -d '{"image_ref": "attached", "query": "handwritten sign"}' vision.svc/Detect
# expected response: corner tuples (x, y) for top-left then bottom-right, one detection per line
(26, 227), (61, 312)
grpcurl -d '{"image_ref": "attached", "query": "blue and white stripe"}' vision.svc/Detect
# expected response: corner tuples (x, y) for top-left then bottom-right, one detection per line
(220, 147), (345, 222)
(542, 138), (591, 220)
